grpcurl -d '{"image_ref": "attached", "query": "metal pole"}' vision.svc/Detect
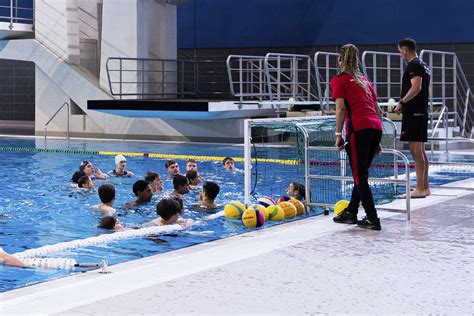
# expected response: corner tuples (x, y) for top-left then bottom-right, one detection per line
(67, 103), (70, 140)
(404, 155), (411, 220)
(9, 0), (13, 29)
(119, 59), (122, 99)
(161, 60), (165, 98)
(141, 59), (144, 97)
(387, 55), (391, 99)
(444, 108), (448, 153)
(244, 119), (251, 205)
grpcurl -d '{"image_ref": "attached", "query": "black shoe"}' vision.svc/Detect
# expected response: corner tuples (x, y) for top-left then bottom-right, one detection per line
(357, 216), (381, 231)
(333, 209), (357, 224)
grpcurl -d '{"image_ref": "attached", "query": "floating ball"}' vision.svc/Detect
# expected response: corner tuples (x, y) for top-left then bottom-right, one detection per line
(278, 201), (297, 219)
(250, 204), (269, 220)
(224, 201), (246, 219)
(289, 198), (305, 216)
(242, 208), (265, 228)
(257, 196), (276, 208)
(277, 195), (291, 204)
(334, 200), (350, 216)
(267, 205), (284, 221)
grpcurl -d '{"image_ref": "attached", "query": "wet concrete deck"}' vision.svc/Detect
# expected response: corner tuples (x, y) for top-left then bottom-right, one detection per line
(1, 188), (473, 315)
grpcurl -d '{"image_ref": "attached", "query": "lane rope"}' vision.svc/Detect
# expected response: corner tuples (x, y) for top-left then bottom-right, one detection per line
(0, 146), (299, 165)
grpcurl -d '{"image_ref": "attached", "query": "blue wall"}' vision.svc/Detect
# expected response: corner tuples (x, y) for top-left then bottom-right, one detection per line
(177, 0), (474, 49)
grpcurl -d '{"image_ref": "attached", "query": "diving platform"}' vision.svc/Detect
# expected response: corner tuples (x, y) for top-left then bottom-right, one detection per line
(87, 99), (278, 119)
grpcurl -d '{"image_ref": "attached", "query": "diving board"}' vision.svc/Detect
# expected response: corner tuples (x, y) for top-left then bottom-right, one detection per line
(87, 99), (278, 119)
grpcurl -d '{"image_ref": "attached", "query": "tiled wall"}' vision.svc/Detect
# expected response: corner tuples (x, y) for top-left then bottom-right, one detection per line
(0, 59), (35, 121)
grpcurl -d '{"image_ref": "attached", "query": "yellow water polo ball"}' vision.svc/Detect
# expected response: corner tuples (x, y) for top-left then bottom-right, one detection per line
(278, 201), (297, 219)
(266, 205), (285, 221)
(289, 198), (305, 216)
(250, 204), (269, 221)
(224, 201), (246, 219)
(242, 208), (265, 228)
(334, 200), (350, 216)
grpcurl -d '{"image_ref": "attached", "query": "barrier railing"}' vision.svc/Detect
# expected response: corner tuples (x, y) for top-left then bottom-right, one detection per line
(313, 51), (339, 113)
(106, 57), (227, 99)
(0, 0), (34, 29)
(361, 51), (404, 102)
(420, 49), (473, 139)
(264, 53), (318, 103)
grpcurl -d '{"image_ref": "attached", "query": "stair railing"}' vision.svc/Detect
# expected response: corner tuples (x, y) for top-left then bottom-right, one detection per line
(44, 102), (70, 140)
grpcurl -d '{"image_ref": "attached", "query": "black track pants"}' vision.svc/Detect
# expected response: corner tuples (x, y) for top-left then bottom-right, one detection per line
(345, 128), (382, 220)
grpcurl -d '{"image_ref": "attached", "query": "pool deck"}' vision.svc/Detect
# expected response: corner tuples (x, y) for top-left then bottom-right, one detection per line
(1, 179), (473, 315)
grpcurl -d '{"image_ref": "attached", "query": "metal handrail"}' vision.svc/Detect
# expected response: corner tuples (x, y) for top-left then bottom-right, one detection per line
(226, 55), (271, 103)
(361, 51), (404, 102)
(264, 53), (318, 101)
(106, 57), (228, 99)
(313, 51), (339, 113)
(420, 50), (473, 141)
(431, 105), (447, 137)
(0, 0), (34, 29)
(44, 102), (70, 140)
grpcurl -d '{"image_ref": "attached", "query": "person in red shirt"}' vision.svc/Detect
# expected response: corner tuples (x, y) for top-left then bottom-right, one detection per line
(330, 44), (383, 230)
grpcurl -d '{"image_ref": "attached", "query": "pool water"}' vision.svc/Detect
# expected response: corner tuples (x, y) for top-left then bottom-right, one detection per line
(0, 137), (472, 292)
(0, 137), (322, 292)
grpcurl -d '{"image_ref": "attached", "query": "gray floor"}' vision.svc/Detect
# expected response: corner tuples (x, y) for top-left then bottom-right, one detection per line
(53, 193), (474, 315)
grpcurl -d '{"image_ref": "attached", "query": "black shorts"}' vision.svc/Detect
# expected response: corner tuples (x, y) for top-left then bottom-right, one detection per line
(400, 113), (428, 142)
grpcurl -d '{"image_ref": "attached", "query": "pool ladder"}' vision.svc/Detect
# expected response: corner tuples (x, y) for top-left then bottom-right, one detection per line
(44, 102), (70, 140)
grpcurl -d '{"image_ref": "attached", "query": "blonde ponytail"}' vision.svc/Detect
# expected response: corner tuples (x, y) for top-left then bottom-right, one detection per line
(339, 44), (371, 96)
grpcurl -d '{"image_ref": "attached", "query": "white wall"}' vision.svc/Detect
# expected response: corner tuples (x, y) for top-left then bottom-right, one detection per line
(99, 0), (177, 98)
(78, 0), (99, 40)
(35, 0), (80, 64)
(35, 66), (104, 136)
(148, 0), (177, 96)
(78, 0), (100, 76)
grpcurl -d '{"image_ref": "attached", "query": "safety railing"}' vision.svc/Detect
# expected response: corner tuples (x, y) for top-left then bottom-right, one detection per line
(361, 51), (404, 102)
(227, 53), (320, 113)
(226, 55), (270, 104)
(106, 57), (228, 99)
(0, 0), (34, 29)
(264, 53), (318, 102)
(313, 51), (339, 113)
(420, 50), (473, 139)
(44, 102), (69, 140)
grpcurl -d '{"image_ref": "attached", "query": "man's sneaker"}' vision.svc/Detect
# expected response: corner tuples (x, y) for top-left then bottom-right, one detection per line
(333, 209), (357, 224)
(357, 216), (381, 231)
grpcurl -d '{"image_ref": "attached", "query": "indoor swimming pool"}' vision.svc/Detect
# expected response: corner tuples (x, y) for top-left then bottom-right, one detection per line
(0, 136), (472, 292)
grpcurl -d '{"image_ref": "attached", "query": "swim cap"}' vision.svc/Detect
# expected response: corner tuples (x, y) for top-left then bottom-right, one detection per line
(115, 154), (126, 166)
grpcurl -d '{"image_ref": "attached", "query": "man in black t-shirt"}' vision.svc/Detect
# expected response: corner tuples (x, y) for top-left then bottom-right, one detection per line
(395, 38), (431, 198)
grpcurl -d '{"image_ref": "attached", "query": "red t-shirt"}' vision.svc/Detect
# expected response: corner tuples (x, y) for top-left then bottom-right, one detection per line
(330, 73), (382, 134)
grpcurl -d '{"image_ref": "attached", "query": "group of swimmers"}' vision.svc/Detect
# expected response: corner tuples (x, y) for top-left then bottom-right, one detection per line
(1, 155), (303, 268)
(68, 156), (244, 232)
